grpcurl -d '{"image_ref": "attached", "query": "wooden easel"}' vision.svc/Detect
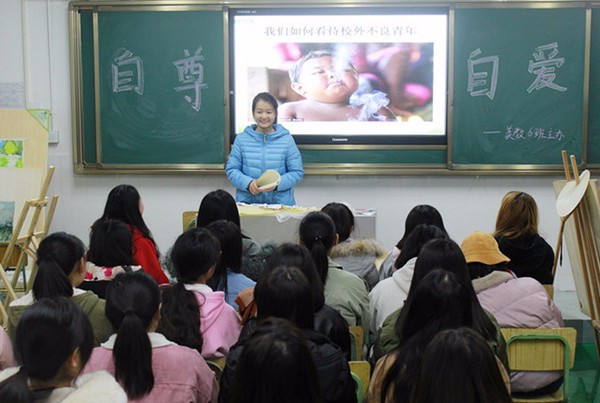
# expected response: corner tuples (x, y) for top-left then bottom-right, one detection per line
(554, 152), (600, 357)
(0, 166), (58, 325)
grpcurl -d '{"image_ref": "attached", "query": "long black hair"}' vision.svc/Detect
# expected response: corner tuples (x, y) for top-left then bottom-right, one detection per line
(205, 220), (243, 294)
(321, 202), (354, 242)
(33, 232), (86, 300)
(158, 228), (220, 352)
(396, 205), (447, 250)
(395, 224), (448, 269)
(87, 219), (134, 267)
(298, 211), (336, 286)
(105, 271), (160, 399)
(0, 297), (94, 403)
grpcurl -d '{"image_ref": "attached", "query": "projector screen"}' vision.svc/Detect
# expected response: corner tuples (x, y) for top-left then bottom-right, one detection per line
(230, 7), (448, 145)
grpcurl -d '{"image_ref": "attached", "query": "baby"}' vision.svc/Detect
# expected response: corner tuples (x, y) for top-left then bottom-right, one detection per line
(279, 50), (396, 122)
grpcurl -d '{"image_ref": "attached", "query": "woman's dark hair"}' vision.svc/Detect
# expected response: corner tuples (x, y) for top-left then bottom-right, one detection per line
(87, 219), (134, 267)
(0, 297), (94, 403)
(400, 238), (499, 354)
(196, 189), (241, 229)
(93, 184), (158, 255)
(205, 220), (243, 294)
(158, 228), (220, 353)
(396, 205), (447, 250)
(394, 224), (448, 269)
(411, 328), (511, 403)
(381, 270), (473, 402)
(105, 271), (159, 399)
(254, 265), (315, 329)
(298, 211), (336, 285)
(467, 262), (508, 280)
(265, 243), (325, 310)
(252, 92), (279, 124)
(33, 232), (86, 300)
(321, 202), (354, 242)
(229, 317), (321, 403)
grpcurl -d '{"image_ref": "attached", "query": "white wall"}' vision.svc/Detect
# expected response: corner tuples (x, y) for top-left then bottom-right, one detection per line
(2, 0), (575, 291)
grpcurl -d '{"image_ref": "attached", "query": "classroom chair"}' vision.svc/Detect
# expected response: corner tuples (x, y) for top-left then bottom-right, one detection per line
(543, 284), (555, 300)
(349, 325), (364, 361)
(182, 211), (197, 232)
(206, 356), (226, 383)
(349, 360), (371, 403)
(500, 327), (577, 403)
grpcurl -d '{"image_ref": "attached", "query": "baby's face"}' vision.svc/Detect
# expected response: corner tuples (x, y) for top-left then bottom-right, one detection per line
(295, 56), (358, 103)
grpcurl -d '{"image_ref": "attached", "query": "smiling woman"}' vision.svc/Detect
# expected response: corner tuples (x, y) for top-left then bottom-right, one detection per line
(225, 92), (304, 206)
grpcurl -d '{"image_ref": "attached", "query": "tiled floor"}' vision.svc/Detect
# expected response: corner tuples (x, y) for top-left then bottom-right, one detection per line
(570, 343), (599, 402)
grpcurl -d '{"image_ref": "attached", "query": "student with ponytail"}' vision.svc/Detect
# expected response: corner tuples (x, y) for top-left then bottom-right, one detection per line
(158, 228), (241, 359)
(298, 211), (370, 337)
(0, 297), (126, 403)
(7, 232), (112, 345)
(83, 271), (217, 402)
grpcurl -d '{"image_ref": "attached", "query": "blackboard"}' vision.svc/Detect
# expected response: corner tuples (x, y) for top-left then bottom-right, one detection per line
(588, 8), (600, 167)
(72, 6), (226, 170)
(70, 2), (594, 174)
(451, 7), (586, 169)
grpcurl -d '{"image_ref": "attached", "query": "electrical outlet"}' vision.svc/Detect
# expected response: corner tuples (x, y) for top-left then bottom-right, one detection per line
(48, 130), (60, 144)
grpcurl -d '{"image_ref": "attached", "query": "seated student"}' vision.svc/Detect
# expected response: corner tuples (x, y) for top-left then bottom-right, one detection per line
(238, 243), (351, 360)
(159, 228), (241, 360)
(378, 204), (448, 280)
(219, 266), (356, 403)
(0, 297), (126, 403)
(494, 191), (554, 285)
(369, 224), (447, 335)
(80, 219), (142, 298)
(228, 317), (321, 403)
(373, 239), (508, 371)
(205, 220), (255, 311)
(0, 327), (15, 370)
(411, 328), (512, 403)
(299, 211), (370, 339)
(279, 50), (396, 122)
(83, 272), (217, 402)
(196, 189), (274, 282)
(7, 232), (112, 346)
(93, 184), (169, 284)
(367, 270), (477, 403)
(461, 231), (564, 396)
(322, 202), (385, 290)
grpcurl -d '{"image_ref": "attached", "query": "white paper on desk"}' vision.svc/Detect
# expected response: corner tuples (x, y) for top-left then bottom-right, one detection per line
(275, 210), (310, 223)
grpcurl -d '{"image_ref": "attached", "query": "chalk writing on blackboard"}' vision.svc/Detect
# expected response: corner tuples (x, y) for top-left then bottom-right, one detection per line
(483, 126), (565, 141)
(467, 48), (499, 100)
(527, 42), (566, 93)
(173, 46), (208, 112)
(112, 48), (144, 95)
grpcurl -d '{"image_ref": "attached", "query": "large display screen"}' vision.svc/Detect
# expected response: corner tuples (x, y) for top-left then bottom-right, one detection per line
(230, 8), (448, 145)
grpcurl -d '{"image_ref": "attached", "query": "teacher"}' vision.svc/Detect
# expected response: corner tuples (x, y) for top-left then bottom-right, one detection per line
(226, 92), (304, 206)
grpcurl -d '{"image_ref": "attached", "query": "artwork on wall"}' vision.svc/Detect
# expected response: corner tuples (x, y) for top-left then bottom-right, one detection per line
(0, 140), (24, 168)
(0, 201), (15, 242)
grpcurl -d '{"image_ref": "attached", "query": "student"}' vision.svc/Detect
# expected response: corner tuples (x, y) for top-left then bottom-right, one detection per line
(81, 219), (142, 298)
(7, 232), (112, 346)
(367, 270), (475, 403)
(461, 231), (563, 396)
(226, 92), (304, 206)
(373, 238), (508, 370)
(0, 297), (126, 403)
(83, 272), (217, 402)
(205, 220), (255, 310)
(228, 317), (321, 403)
(369, 223), (447, 334)
(93, 184), (169, 285)
(219, 266), (356, 403)
(240, 243), (351, 359)
(378, 204), (448, 280)
(411, 328), (512, 403)
(322, 202), (385, 290)
(279, 50), (396, 122)
(494, 191), (554, 284)
(196, 189), (273, 282)
(299, 211), (370, 338)
(158, 228), (241, 360)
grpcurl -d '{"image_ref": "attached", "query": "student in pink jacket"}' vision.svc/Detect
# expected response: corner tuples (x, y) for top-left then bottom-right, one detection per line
(159, 228), (242, 359)
(461, 231), (564, 397)
(83, 271), (217, 402)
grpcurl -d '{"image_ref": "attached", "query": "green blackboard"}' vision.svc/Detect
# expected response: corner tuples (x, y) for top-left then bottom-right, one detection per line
(588, 8), (600, 167)
(73, 6), (226, 170)
(452, 7), (585, 168)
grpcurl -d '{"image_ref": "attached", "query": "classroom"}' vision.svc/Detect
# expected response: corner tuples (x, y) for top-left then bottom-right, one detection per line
(1, 0), (599, 401)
